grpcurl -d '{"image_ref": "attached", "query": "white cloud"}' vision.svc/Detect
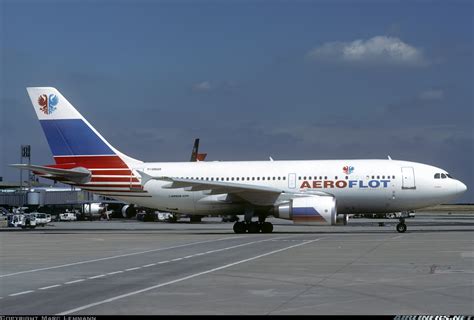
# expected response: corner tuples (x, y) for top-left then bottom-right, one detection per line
(307, 36), (427, 66)
(418, 89), (444, 101)
(192, 81), (213, 92)
(192, 80), (239, 93)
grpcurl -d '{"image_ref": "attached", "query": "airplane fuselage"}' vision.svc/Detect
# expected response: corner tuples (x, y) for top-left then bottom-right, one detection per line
(97, 159), (466, 216)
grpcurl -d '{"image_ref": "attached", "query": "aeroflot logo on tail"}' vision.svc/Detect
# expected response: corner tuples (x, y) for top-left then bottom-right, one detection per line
(38, 94), (58, 115)
(300, 179), (391, 189)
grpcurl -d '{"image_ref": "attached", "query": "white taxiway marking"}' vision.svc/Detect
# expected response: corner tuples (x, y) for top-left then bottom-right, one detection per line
(88, 274), (106, 279)
(390, 235), (404, 240)
(0, 236), (244, 278)
(107, 271), (124, 275)
(65, 279), (86, 284)
(125, 267), (141, 271)
(158, 261), (170, 264)
(39, 284), (62, 290)
(142, 264), (156, 268)
(58, 238), (320, 315)
(9, 290), (34, 297)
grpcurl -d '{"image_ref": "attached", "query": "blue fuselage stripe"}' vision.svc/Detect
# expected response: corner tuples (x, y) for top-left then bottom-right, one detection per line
(40, 119), (114, 156)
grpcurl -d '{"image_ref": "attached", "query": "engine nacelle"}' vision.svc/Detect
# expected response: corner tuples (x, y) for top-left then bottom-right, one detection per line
(83, 203), (105, 216)
(121, 204), (137, 218)
(273, 196), (337, 225)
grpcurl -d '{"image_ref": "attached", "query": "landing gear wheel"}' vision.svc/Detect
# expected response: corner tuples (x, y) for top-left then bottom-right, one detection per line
(190, 216), (202, 223)
(233, 221), (246, 234)
(396, 223), (407, 233)
(261, 222), (273, 233)
(247, 222), (260, 233)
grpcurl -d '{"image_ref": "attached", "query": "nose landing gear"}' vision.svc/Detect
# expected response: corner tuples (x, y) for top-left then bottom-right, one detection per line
(396, 217), (407, 233)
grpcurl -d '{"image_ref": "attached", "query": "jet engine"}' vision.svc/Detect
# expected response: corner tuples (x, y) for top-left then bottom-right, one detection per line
(272, 195), (337, 225)
(121, 204), (137, 218)
(83, 203), (105, 216)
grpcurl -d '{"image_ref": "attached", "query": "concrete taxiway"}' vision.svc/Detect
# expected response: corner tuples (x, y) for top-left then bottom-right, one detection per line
(0, 212), (473, 315)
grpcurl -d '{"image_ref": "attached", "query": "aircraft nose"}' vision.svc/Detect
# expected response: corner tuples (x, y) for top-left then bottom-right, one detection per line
(457, 180), (467, 194)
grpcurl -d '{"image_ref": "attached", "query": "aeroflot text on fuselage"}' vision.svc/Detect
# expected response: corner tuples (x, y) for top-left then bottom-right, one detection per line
(300, 179), (391, 189)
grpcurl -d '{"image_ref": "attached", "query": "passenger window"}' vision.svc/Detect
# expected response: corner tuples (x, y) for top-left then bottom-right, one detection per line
(283, 177), (286, 180)
(434, 173), (440, 179)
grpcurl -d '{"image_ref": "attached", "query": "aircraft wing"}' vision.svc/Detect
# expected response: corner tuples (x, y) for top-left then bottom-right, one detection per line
(10, 164), (91, 184)
(137, 170), (329, 206)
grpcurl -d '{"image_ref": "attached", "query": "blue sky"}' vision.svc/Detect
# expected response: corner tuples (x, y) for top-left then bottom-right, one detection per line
(1, 0), (473, 202)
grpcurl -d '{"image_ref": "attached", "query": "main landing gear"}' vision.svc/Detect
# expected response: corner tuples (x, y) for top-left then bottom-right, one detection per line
(396, 218), (407, 233)
(233, 221), (273, 233)
(233, 211), (273, 233)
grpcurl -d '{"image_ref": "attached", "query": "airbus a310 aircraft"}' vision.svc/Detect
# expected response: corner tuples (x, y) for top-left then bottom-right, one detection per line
(12, 87), (467, 233)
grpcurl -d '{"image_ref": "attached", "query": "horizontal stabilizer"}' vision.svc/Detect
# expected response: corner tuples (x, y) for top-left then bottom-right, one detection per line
(10, 164), (91, 184)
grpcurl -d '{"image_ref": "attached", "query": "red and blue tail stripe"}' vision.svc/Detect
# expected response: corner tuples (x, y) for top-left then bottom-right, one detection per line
(29, 87), (146, 197)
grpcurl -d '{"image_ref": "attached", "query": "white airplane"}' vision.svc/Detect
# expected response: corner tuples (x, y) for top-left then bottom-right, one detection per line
(12, 87), (467, 233)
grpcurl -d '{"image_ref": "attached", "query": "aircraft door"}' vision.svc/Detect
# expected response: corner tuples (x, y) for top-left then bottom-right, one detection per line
(288, 173), (296, 189)
(401, 167), (416, 189)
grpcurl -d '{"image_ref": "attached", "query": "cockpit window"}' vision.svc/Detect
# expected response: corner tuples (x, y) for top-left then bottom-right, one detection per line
(441, 173), (447, 179)
(434, 173), (440, 179)
(446, 174), (453, 178)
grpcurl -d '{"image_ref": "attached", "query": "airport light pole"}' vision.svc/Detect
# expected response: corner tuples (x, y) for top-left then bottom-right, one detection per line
(20, 145), (31, 191)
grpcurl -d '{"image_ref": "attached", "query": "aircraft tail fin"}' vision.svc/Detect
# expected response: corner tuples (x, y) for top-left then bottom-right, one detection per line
(26, 87), (142, 169)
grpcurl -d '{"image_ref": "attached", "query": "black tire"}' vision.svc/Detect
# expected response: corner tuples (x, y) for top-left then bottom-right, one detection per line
(233, 222), (246, 234)
(190, 216), (202, 223)
(261, 222), (273, 233)
(396, 223), (407, 233)
(247, 222), (260, 233)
